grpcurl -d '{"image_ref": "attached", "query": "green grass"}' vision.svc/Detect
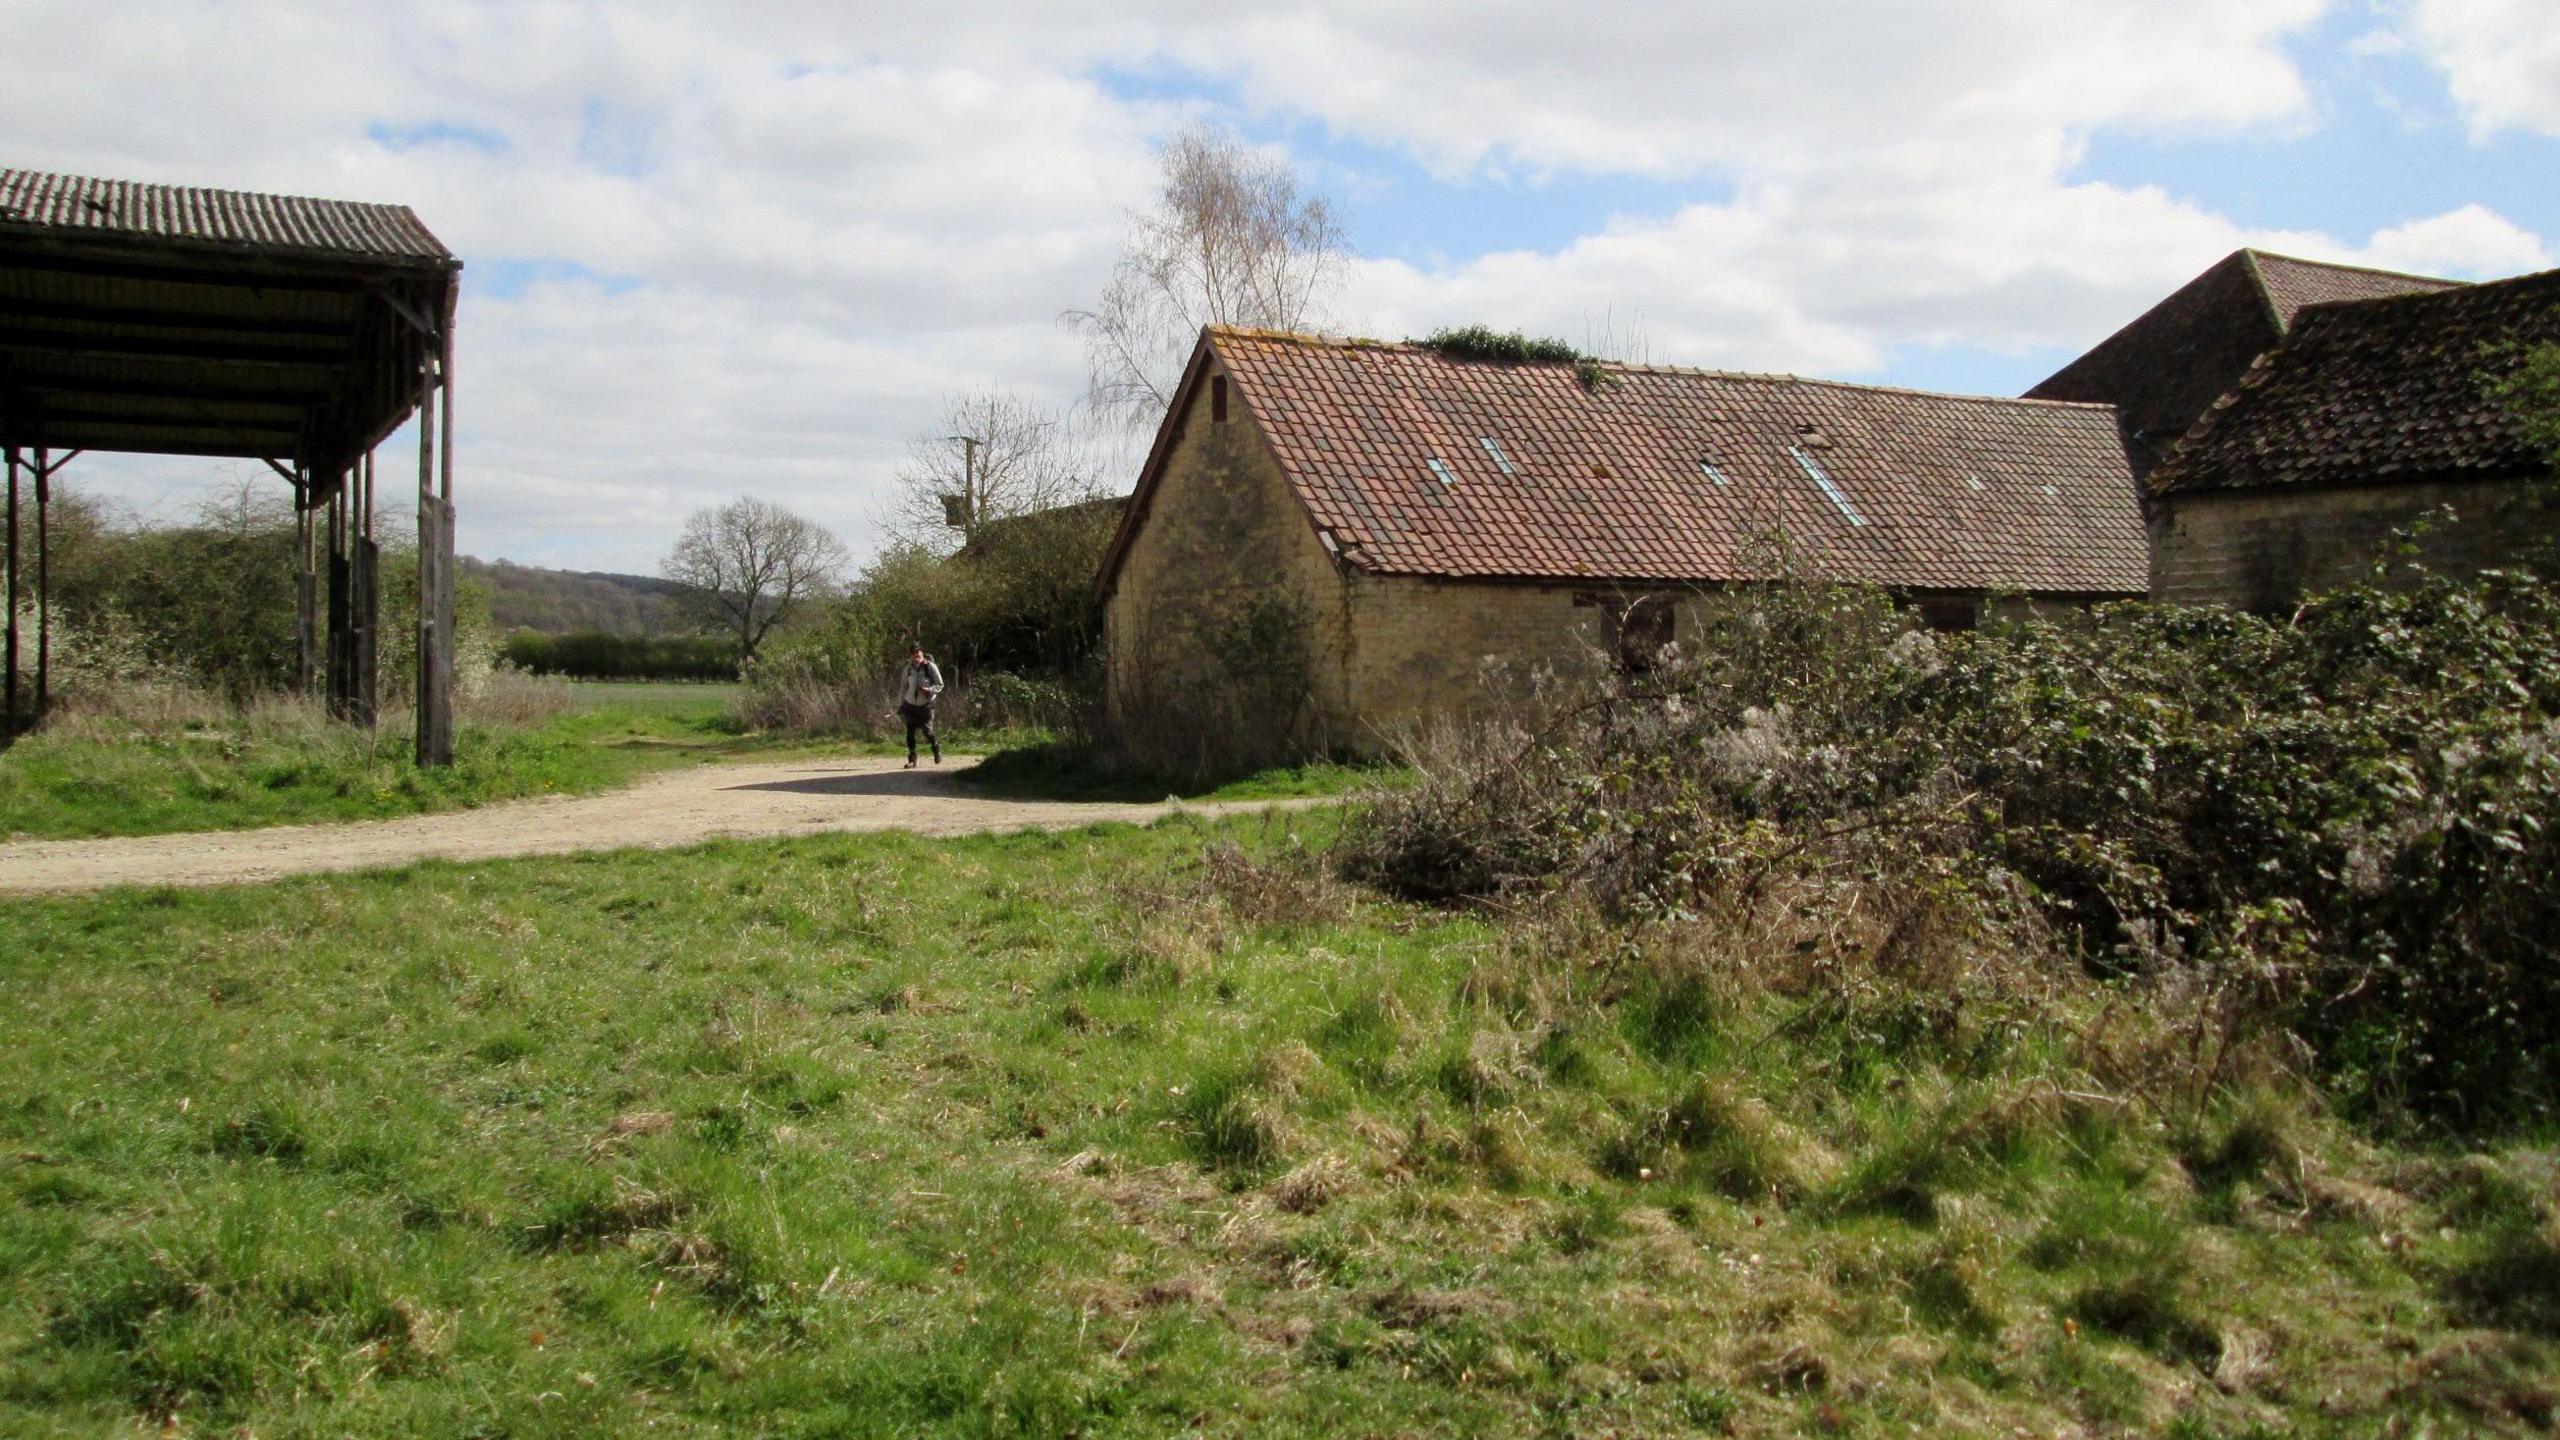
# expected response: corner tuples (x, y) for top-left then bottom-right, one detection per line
(3, 814), (2552, 1436)
(561, 680), (744, 714)
(0, 697), (753, 841)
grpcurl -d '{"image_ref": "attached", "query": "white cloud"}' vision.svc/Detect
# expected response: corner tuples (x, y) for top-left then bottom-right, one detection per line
(0, 0), (2544, 570)
(2402, 0), (2560, 138)
(2348, 203), (2552, 275)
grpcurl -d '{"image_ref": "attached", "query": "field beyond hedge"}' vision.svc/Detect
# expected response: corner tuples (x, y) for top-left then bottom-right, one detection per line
(4, 810), (2554, 1438)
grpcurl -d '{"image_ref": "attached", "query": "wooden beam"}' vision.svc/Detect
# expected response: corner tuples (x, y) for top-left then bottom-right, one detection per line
(20, 374), (331, 406)
(0, 242), (382, 293)
(0, 327), (349, 366)
(369, 284), (439, 340)
(0, 430), (293, 461)
(0, 296), (355, 340)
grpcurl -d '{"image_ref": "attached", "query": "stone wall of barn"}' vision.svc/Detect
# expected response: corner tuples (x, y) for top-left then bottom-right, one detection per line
(2148, 476), (2557, 611)
(1103, 366), (1354, 767)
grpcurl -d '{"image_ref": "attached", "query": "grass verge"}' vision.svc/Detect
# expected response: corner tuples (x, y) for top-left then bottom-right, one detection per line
(2, 814), (2552, 1436)
(0, 693), (752, 841)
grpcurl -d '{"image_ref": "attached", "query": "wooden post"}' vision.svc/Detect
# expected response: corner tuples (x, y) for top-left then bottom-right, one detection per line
(354, 450), (378, 727)
(433, 300), (457, 754)
(33, 446), (48, 720)
(414, 318), (452, 767)
(295, 473), (318, 696)
(4, 444), (17, 745)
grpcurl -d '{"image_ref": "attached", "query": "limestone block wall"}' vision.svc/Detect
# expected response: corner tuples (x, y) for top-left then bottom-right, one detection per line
(1103, 367), (1354, 759)
(2149, 476), (2556, 610)
(1333, 577), (1704, 749)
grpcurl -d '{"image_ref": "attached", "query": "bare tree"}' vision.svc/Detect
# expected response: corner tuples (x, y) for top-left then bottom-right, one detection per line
(1068, 123), (1348, 425)
(886, 388), (1110, 551)
(661, 498), (848, 661)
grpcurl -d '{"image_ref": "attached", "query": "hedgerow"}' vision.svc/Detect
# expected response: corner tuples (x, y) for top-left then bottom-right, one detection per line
(1341, 567), (2560, 1131)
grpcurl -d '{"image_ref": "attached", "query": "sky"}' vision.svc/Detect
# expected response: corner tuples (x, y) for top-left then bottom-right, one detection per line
(5, 0), (2555, 574)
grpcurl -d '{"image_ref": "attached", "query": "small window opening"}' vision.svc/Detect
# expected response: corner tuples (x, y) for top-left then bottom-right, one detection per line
(1211, 374), (1228, 423)
(1699, 456), (1732, 486)
(1789, 445), (1867, 526)
(1426, 456), (1457, 487)
(1479, 436), (1516, 474)
(1965, 473), (1987, 492)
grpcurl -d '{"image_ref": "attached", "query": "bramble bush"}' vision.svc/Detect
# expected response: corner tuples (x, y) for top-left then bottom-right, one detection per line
(1342, 567), (2560, 1131)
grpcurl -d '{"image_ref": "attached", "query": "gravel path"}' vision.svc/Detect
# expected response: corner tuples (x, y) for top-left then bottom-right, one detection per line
(0, 755), (1272, 897)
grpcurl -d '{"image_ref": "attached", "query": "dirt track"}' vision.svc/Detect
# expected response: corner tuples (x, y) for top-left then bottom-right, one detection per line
(0, 755), (1275, 897)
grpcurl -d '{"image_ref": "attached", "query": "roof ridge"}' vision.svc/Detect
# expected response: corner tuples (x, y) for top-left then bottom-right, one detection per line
(2287, 260), (2560, 320)
(0, 165), (417, 216)
(1210, 326), (2118, 411)
(2238, 247), (2465, 290)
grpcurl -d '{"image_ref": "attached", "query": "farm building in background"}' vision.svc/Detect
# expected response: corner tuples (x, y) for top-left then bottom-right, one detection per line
(2026, 249), (2462, 478)
(2143, 266), (2560, 610)
(1095, 328), (2148, 764)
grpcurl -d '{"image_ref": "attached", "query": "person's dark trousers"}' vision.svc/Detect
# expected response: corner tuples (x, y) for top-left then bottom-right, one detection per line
(900, 701), (939, 764)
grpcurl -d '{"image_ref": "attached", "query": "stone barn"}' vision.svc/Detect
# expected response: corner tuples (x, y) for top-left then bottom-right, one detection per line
(2145, 265), (2560, 610)
(1095, 328), (2148, 765)
(2026, 249), (2460, 478)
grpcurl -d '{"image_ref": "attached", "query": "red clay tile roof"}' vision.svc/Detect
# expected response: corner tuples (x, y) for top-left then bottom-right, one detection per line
(1199, 328), (2147, 594)
(2026, 250), (2459, 477)
(2149, 266), (2560, 497)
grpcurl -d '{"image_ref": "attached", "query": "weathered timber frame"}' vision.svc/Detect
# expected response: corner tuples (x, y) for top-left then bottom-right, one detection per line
(0, 170), (463, 762)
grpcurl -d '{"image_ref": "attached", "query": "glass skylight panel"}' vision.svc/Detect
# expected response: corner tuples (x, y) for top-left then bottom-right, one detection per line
(1789, 445), (1867, 526)
(1479, 436), (1516, 474)
(1699, 458), (1732, 485)
(1426, 457), (1458, 487)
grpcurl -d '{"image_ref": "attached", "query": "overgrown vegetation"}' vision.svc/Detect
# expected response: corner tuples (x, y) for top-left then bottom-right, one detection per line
(4, 812), (2553, 1436)
(502, 629), (738, 682)
(1415, 326), (1622, 392)
(1345, 566), (2560, 1133)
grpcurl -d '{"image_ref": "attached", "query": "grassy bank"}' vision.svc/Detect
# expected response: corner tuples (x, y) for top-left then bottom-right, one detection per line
(2, 812), (2551, 1437)
(0, 686), (747, 841)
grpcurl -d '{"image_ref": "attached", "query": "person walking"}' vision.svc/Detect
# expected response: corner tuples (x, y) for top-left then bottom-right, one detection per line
(897, 645), (944, 768)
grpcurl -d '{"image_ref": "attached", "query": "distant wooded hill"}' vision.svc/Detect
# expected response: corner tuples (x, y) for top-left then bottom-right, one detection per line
(462, 557), (690, 636)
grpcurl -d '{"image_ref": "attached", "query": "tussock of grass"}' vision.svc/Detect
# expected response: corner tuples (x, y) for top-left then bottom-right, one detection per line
(2, 813), (2555, 1436)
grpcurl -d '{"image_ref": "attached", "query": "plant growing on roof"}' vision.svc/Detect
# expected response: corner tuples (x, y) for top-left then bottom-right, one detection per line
(1413, 326), (1622, 393)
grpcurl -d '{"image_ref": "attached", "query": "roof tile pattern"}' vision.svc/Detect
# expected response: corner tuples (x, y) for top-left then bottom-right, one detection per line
(0, 168), (451, 263)
(1212, 330), (2148, 593)
(2252, 252), (2464, 323)
(2150, 266), (2560, 497)
(2026, 250), (2458, 477)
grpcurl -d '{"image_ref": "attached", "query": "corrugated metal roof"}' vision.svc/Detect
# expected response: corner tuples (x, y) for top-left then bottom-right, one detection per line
(0, 167), (452, 264)
(1151, 329), (2148, 595)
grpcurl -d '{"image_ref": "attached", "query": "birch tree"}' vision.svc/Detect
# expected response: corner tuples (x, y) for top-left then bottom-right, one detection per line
(1069, 124), (1348, 425)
